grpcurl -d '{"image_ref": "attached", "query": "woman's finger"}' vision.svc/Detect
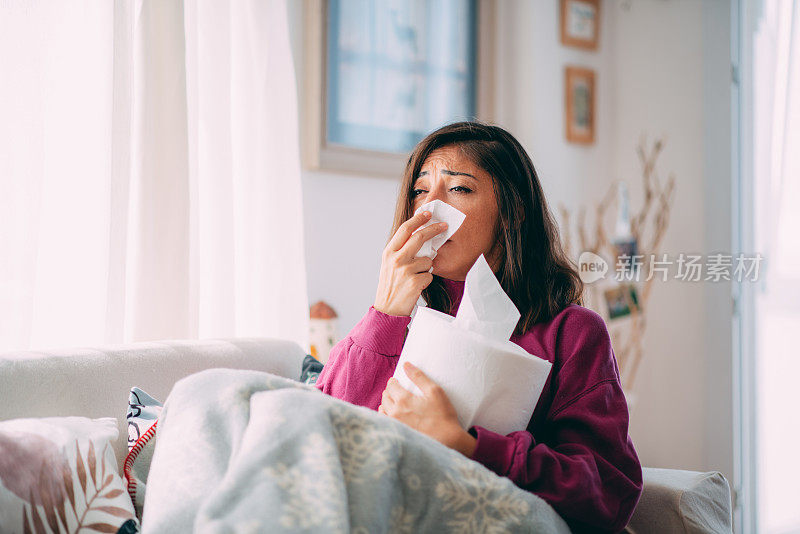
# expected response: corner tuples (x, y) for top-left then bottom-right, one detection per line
(384, 377), (412, 401)
(407, 255), (434, 274)
(399, 222), (449, 261)
(381, 387), (395, 409)
(403, 362), (439, 397)
(386, 211), (432, 252)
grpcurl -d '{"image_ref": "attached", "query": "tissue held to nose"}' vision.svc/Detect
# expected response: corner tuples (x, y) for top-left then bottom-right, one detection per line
(372, 208), (449, 317)
(412, 200), (466, 260)
(392, 254), (553, 435)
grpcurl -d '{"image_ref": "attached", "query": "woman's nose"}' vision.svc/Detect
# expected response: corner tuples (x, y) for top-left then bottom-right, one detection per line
(425, 182), (448, 203)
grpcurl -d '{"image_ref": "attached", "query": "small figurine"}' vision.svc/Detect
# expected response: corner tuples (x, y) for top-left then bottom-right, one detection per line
(309, 301), (338, 364)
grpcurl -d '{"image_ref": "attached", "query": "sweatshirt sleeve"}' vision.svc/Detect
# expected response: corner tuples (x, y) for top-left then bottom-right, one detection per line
(314, 306), (411, 410)
(467, 310), (643, 533)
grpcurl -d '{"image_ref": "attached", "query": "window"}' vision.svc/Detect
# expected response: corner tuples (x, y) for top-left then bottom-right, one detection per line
(303, 0), (494, 177)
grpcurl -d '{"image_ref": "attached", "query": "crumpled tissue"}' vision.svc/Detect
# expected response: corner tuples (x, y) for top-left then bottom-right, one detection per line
(392, 254), (553, 435)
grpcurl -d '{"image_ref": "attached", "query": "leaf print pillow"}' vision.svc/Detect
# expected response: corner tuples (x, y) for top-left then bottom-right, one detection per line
(0, 416), (138, 534)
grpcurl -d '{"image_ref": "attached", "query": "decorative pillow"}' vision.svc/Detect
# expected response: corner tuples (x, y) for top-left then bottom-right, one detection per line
(124, 387), (162, 519)
(300, 354), (324, 385)
(0, 416), (138, 533)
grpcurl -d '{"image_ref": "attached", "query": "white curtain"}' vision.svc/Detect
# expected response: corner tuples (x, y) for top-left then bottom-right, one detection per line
(752, 0), (800, 532)
(0, 0), (309, 352)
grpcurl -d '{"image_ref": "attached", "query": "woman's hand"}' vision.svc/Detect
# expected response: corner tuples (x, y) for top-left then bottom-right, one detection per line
(379, 362), (476, 457)
(373, 211), (448, 317)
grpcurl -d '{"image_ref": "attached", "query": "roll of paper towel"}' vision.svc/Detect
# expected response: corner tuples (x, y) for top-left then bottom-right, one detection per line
(392, 255), (552, 435)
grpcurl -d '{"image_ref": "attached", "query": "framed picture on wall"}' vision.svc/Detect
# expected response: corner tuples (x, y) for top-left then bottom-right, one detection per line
(560, 0), (600, 50)
(602, 283), (641, 322)
(564, 66), (595, 145)
(303, 0), (496, 177)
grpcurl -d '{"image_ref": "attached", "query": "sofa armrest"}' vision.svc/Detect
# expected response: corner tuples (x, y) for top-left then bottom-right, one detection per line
(0, 337), (306, 467)
(625, 467), (732, 534)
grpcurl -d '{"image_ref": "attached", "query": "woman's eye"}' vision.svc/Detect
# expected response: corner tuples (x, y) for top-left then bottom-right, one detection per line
(411, 186), (471, 197)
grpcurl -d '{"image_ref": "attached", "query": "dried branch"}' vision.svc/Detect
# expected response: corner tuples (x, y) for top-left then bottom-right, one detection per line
(577, 207), (589, 253)
(594, 184), (616, 256)
(558, 204), (572, 258)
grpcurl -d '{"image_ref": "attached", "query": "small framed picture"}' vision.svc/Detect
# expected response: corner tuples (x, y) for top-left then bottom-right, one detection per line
(603, 283), (641, 321)
(565, 66), (595, 144)
(560, 0), (600, 50)
(613, 237), (639, 272)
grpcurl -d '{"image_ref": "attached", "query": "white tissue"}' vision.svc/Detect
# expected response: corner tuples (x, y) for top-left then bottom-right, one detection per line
(392, 255), (553, 435)
(412, 200), (466, 259)
(452, 255), (521, 341)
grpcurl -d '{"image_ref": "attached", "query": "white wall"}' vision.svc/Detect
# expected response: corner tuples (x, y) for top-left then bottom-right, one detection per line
(492, 0), (618, 215)
(302, 170), (400, 335)
(608, 0), (734, 485)
(701, 0), (734, 484)
(289, 0), (734, 483)
(611, 0), (709, 473)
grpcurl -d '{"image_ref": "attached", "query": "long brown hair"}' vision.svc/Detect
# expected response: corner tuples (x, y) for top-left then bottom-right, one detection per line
(391, 121), (583, 336)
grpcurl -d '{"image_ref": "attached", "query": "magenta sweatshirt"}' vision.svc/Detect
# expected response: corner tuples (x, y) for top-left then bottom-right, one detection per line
(315, 278), (643, 533)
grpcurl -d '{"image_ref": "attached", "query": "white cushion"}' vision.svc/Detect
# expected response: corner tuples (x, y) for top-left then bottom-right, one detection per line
(625, 467), (732, 533)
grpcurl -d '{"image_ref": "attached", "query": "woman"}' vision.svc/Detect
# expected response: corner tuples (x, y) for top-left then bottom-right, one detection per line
(314, 122), (643, 533)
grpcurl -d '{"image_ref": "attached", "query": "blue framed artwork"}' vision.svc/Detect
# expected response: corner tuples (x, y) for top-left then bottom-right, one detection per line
(325, 0), (478, 155)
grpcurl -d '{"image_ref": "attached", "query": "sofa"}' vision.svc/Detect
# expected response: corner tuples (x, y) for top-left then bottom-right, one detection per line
(0, 338), (733, 533)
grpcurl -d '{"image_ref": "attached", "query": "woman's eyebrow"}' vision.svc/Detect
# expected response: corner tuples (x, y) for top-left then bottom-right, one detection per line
(417, 169), (477, 181)
(441, 169), (477, 180)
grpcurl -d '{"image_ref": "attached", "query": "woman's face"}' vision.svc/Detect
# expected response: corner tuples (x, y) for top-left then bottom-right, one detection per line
(411, 145), (501, 281)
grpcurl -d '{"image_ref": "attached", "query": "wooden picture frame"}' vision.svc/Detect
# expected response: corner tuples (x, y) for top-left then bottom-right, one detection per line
(560, 0), (600, 51)
(564, 66), (595, 145)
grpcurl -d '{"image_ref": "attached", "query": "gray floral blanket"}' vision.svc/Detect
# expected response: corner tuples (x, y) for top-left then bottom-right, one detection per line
(141, 368), (570, 533)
